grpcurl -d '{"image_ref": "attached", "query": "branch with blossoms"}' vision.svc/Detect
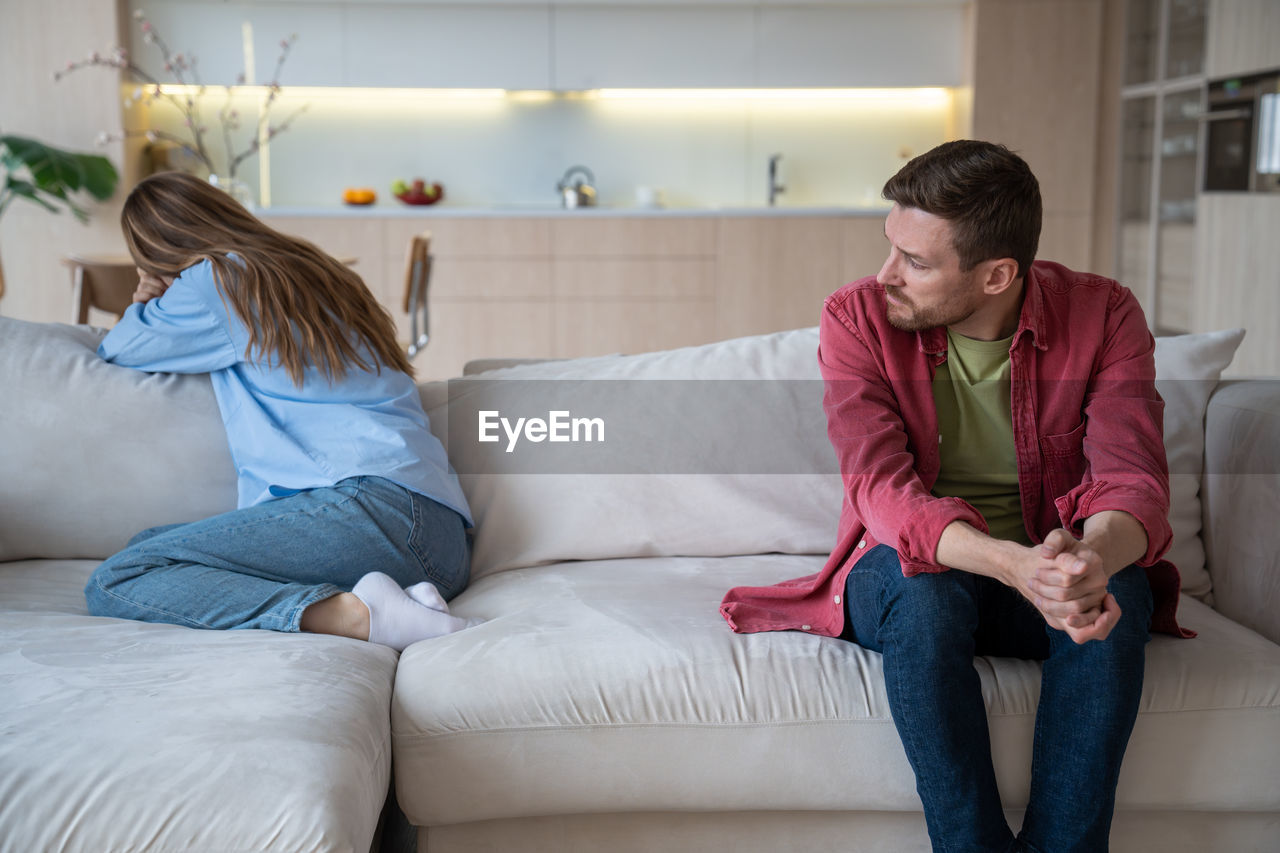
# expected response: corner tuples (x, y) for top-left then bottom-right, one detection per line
(55, 10), (304, 181)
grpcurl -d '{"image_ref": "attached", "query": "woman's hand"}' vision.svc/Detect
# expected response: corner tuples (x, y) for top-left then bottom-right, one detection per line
(133, 268), (174, 304)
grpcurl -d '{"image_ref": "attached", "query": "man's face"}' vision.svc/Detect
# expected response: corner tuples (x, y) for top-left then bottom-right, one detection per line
(877, 204), (984, 332)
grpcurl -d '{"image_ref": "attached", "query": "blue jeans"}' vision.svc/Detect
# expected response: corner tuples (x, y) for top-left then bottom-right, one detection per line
(85, 476), (470, 633)
(843, 545), (1153, 853)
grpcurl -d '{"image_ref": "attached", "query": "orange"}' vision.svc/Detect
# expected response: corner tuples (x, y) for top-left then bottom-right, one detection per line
(342, 187), (377, 205)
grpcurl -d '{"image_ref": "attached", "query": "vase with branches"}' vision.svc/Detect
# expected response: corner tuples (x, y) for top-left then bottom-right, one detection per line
(56, 9), (306, 205)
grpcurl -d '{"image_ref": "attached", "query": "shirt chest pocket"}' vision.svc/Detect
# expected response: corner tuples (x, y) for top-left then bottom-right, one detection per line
(1039, 420), (1087, 500)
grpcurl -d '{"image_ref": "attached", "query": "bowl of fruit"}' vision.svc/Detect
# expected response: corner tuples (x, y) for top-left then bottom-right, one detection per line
(392, 178), (444, 206)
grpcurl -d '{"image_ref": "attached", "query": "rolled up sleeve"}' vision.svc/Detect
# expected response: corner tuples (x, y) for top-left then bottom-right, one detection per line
(1054, 288), (1173, 567)
(97, 262), (238, 374)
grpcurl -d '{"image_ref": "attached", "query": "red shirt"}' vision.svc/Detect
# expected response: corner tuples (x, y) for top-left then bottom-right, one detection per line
(720, 261), (1189, 638)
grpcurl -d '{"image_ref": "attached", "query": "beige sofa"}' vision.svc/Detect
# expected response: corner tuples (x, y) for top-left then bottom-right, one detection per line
(2, 316), (1277, 853)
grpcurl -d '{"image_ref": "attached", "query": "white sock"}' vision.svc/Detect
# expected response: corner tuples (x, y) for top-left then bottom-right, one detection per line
(405, 581), (449, 613)
(352, 572), (474, 651)
(407, 583), (483, 630)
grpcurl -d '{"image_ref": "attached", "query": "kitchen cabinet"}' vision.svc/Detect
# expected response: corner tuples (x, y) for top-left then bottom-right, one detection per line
(243, 4), (344, 87)
(1205, 0), (1280, 78)
(126, 2), (248, 85)
(714, 216), (886, 341)
(385, 218), (555, 378)
(266, 215), (391, 306)
(128, 2), (554, 89)
(550, 218), (718, 357)
(1193, 195), (1280, 376)
(341, 6), (553, 89)
(551, 7), (755, 90)
(1115, 0), (1206, 334)
(755, 6), (968, 88)
(262, 211), (887, 379)
(127, 0), (968, 91)
(715, 218), (844, 340)
(1190, 0), (1280, 377)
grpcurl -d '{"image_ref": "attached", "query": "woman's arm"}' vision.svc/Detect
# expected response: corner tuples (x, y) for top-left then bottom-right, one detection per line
(98, 261), (239, 374)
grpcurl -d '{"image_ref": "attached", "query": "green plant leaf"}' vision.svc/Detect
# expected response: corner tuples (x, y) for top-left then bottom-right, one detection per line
(76, 154), (118, 199)
(3, 177), (62, 214)
(0, 134), (118, 224)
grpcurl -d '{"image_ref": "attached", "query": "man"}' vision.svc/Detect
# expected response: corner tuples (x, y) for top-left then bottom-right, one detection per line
(720, 140), (1188, 853)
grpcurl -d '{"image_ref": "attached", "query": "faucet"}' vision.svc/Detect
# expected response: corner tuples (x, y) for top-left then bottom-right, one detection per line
(768, 154), (785, 206)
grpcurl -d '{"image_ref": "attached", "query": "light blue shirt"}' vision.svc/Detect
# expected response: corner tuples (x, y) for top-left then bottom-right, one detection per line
(98, 259), (472, 524)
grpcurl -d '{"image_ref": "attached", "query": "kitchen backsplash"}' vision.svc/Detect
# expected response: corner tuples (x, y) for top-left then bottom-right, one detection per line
(138, 87), (960, 209)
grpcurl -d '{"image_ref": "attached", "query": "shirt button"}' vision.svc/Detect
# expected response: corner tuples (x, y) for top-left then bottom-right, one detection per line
(834, 595), (841, 604)
(857, 540), (867, 549)
(802, 625), (811, 631)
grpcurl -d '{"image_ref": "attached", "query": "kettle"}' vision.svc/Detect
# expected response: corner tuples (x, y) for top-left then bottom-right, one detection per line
(557, 165), (597, 209)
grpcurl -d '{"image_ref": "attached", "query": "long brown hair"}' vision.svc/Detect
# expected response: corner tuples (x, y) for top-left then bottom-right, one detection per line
(121, 171), (413, 383)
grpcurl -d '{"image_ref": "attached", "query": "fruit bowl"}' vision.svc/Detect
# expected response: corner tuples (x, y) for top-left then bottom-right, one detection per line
(392, 178), (444, 207)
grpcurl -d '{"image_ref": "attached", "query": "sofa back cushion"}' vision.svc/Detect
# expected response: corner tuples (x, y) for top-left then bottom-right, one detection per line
(1152, 328), (1245, 601)
(427, 326), (1245, 589)
(0, 318), (237, 562)
(421, 328), (842, 579)
(0, 314), (1241, 600)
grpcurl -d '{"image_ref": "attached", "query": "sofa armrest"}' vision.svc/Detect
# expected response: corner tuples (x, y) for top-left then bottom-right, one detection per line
(1201, 379), (1280, 645)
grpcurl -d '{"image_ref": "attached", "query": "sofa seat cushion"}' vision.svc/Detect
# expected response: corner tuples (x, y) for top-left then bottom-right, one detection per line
(392, 554), (1280, 827)
(0, 560), (398, 852)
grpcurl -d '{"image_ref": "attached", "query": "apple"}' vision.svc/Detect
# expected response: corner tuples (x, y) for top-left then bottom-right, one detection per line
(394, 177), (445, 205)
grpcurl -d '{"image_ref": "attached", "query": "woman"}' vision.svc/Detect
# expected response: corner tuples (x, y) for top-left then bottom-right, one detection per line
(85, 171), (475, 651)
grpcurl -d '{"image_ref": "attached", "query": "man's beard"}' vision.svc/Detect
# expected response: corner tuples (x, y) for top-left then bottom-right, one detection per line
(884, 284), (980, 332)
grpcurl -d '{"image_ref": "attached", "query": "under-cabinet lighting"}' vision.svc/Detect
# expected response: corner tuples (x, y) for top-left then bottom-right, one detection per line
(152, 85), (508, 100)
(505, 90), (558, 103)
(593, 88), (951, 103)
(148, 85), (951, 105)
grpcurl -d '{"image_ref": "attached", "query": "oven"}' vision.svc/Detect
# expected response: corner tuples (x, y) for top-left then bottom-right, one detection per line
(1203, 71), (1280, 192)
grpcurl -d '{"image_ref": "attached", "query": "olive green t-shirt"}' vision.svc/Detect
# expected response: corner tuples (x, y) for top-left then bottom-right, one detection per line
(931, 329), (1030, 546)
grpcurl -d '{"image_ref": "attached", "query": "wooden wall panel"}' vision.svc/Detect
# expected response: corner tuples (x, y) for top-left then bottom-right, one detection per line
(1193, 195), (1280, 377)
(1206, 0), (1280, 78)
(1090, 0), (1127, 279)
(0, 0), (129, 325)
(971, 0), (1104, 273)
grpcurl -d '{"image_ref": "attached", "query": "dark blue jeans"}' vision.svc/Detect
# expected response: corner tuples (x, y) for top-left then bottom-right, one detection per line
(843, 545), (1153, 853)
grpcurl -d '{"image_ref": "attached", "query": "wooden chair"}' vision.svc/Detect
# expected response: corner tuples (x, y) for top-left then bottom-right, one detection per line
(402, 232), (433, 358)
(64, 253), (138, 324)
(63, 253), (360, 326)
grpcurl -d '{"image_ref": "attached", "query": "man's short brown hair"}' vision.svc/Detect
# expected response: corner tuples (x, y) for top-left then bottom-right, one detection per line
(882, 140), (1042, 280)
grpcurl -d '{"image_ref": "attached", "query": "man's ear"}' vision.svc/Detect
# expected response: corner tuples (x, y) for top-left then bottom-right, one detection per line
(980, 257), (1020, 296)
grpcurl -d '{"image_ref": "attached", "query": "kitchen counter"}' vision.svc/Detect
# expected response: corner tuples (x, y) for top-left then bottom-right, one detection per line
(256, 205), (890, 219)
